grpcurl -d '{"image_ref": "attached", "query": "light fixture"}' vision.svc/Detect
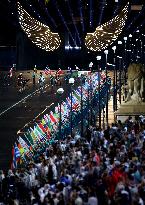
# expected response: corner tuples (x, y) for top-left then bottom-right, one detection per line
(96, 56), (101, 60)
(57, 88), (64, 95)
(17, 2), (61, 52)
(85, 3), (129, 51)
(69, 78), (75, 84)
(118, 41), (122, 44)
(123, 37), (127, 41)
(89, 62), (93, 67)
(107, 63), (115, 66)
(112, 46), (117, 51)
(129, 34), (132, 38)
(104, 50), (108, 55)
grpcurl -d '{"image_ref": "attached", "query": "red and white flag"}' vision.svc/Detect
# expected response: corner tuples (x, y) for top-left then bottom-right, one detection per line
(44, 66), (51, 75)
(9, 67), (13, 77)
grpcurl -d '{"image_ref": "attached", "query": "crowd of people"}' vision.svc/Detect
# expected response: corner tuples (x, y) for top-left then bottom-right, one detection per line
(0, 116), (145, 205)
(0, 66), (65, 95)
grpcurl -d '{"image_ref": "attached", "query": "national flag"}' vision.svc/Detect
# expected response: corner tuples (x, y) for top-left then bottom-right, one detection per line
(23, 134), (34, 151)
(44, 66), (51, 75)
(18, 136), (32, 158)
(17, 142), (26, 164)
(73, 90), (81, 102)
(57, 68), (63, 75)
(42, 118), (46, 126)
(43, 123), (51, 137)
(55, 105), (64, 114)
(43, 115), (53, 131)
(14, 143), (20, 161)
(39, 122), (51, 139)
(61, 101), (69, 115)
(24, 132), (34, 145)
(72, 103), (80, 111)
(38, 123), (47, 133)
(17, 142), (24, 155)
(33, 126), (46, 142)
(9, 67), (13, 77)
(55, 106), (59, 114)
(11, 143), (21, 169)
(49, 111), (58, 124)
(29, 128), (38, 144)
(65, 97), (71, 109)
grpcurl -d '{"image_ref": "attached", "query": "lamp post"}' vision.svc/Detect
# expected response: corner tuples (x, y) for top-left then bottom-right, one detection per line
(117, 56), (122, 104)
(104, 50), (108, 126)
(57, 88), (64, 139)
(96, 55), (101, 128)
(80, 75), (84, 137)
(69, 77), (75, 138)
(88, 62), (93, 126)
(123, 37), (127, 99)
(112, 46), (117, 112)
(89, 62), (93, 72)
(129, 34), (133, 62)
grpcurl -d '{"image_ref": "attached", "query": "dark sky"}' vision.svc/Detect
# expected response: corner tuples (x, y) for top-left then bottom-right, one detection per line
(0, 0), (144, 46)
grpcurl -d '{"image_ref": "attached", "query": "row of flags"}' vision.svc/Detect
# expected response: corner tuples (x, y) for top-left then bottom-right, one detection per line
(44, 65), (84, 76)
(44, 67), (63, 76)
(11, 71), (106, 169)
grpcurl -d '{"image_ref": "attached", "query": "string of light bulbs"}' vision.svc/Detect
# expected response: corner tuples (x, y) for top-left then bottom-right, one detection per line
(85, 2), (129, 52)
(18, 2), (61, 52)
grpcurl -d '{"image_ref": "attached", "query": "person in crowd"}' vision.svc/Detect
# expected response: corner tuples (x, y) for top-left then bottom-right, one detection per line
(0, 116), (145, 204)
(38, 72), (45, 91)
(32, 69), (37, 86)
(17, 73), (23, 93)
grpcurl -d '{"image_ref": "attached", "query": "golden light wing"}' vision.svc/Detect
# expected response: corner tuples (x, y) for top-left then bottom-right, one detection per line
(85, 3), (129, 52)
(18, 2), (61, 52)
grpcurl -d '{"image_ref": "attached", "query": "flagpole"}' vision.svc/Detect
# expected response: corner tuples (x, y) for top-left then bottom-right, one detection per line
(81, 75), (83, 137)
(69, 78), (75, 138)
(104, 50), (109, 127)
(57, 88), (64, 139)
(96, 56), (102, 128)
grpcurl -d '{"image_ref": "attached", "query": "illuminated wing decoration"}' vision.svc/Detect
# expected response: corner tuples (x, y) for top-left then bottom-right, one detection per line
(18, 2), (61, 52)
(85, 3), (129, 52)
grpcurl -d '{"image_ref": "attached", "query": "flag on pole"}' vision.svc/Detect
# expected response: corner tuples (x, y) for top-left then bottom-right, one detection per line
(11, 143), (20, 169)
(44, 66), (51, 75)
(57, 68), (63, 75)
(9, 67), (13, 78)
(49, 111), (58, 124)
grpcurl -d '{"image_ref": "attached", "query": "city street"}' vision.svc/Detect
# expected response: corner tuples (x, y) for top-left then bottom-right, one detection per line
(0, 70), (71, 169)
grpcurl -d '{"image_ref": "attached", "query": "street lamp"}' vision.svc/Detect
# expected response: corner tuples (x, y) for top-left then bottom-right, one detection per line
(118, 41), (123, 45)
(89, 62), (93, 72)
(117, 56), (122, 104)
(57, 88), (64, 139)
(69, 77), (75, 138)
(123, 37), (127, 99)
(80, 75), (84, 137)
(129, 34), (132, 38)
(104, 50), (109, 126)
(96, 55), (102, 128)
(112, 45), (117, 112)
(128, 34), (132, 61)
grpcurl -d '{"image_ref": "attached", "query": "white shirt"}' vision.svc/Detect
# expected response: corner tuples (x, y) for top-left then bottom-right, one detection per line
(88, 196), (98, 205)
